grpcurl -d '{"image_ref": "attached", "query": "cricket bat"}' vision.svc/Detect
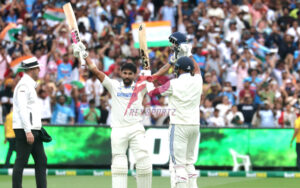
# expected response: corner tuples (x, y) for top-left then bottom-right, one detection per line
(63, 2), (85, 66)
(138, 23), (150, 70)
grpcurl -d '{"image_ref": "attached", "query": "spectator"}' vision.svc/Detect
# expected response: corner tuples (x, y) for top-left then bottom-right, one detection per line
(200, 110), (208, 126)
(76, 93), (90, 124)
(99, 92), (110, 125)
(238, 95), (256, 127)
(51, 95), (75, 125)
(226, 105), (245, 127)
(218, 82), (236, 105)
(205, 49), (222, 77)
(83, 99), (101, 125)
(85, 74), (104, 108)
(208, 108), (225, 127)
(125, 1), (139, 27)
(193, 44), (206, 73)
(202, 72), (213, 97)
(274, 100), (283, 127)
(206, 82), (221, 106)
(200, 98), (214, 122)
(0, 46), (11, 80)
(279, 98), (297, 128)
(216, 96), (232, 118)
(236, 56), (249, 91)
(207, 0), (225, 19)
(217, 38), (233, 64)
(5, 8), (17, 23)
(277, 6), (294, 32)
(0, 78), (13, 118)
(37, 88), (52, 124)
(3, 107), (15, 168)
(222, 52), (239, 90)
(99, 43), (115, 72)
(159, 0), (177, 29)
(55, 53), (73, 83)
(258, 81), (275, 104)
(31, 0), (44, 20)
(223, 19), (242, 45)
(257, 101), (276, 128)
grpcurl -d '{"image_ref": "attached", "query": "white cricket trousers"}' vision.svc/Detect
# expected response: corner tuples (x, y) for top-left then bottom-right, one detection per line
(111, 124), (149, 159)
(111, 124), (152, 188)
(169, 124), (200, 188)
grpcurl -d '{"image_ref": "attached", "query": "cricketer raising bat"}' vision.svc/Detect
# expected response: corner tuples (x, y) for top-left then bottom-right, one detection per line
(63, 2), (85, 66)
(138, 23), (150, 71)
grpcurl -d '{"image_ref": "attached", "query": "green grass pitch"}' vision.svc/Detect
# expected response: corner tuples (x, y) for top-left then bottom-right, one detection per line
(1, 176), (300, 188)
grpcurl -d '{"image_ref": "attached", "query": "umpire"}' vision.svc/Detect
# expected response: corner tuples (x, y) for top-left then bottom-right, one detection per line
(12, 57), (47, 188)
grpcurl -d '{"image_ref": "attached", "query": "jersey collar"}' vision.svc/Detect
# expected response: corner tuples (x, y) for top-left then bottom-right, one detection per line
(24, 73), (38, 88)
(178, 73), (191, 78)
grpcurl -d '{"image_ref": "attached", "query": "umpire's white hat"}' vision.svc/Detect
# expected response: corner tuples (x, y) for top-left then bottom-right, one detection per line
(21, 57), (40, 69)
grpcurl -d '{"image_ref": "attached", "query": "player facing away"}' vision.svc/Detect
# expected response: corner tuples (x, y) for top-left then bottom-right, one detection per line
(72, 42), (152, 188)
(149, 32), (202, 188)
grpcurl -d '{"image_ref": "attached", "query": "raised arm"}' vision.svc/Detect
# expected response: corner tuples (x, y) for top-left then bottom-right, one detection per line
(85, 56), (106, 82)
(191, 56), (200, 75)
(22, 37), (33, 56)
(72, 41), (106, 82)
(152, 63), (172, 78)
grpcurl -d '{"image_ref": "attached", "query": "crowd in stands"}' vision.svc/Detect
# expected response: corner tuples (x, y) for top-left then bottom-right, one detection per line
(1, 0), (300, 127)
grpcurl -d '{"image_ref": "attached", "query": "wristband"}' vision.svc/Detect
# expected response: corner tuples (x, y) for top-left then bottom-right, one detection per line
(88, 63), (97, 70)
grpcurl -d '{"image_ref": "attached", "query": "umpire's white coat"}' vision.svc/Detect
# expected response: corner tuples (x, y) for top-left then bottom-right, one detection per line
(13, 74), (42, 133)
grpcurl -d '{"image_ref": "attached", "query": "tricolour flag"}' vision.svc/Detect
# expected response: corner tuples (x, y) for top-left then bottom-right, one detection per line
(131, 21), (172, 48)
(10, 56), (33, 74)
(0, 23), (23, 42)
(43, 8), (65, 22)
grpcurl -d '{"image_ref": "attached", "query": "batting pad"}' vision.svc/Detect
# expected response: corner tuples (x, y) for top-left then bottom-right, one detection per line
(136, 157), (152, 188)
(186, 164), (198, 188)
(111, 155), (128, 188)
(170, 165), (188, 188)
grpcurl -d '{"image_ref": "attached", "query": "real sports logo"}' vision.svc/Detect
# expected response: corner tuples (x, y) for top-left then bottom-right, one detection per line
(127, 108), (176, 116)
(124, 75), (171, 116)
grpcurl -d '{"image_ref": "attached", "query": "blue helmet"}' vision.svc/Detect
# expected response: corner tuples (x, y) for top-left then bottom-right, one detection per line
(169, 32), (187, 45)
(175, 56), (194, 76)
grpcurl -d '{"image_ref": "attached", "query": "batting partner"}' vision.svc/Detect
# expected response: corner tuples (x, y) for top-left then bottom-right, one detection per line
(72, 42), (152, 188)
(149, 32), (202, 188)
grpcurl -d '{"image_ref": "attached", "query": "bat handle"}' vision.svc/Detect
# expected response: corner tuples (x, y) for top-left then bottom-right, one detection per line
(79, 52), (86, 67)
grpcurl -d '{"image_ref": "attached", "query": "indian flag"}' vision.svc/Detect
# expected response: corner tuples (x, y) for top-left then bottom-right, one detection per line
(10, 56), (33, 74)
(0, 23), (23, 42)
(132, 21), (172, 48)
(43, 8), (65, 22)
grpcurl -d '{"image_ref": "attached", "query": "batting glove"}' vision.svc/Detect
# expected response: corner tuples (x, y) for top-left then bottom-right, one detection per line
(177, 43), (192, 58)
(169, 53), (177, 65)
(140, 69), (152, 76)
(72, 42), (89, 59)
(141, 56), (149, 69)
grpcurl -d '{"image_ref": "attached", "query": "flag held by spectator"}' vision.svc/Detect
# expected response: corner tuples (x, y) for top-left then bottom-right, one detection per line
(10, 56), (33, 74)
(43, 8), (65, 22)
(0, 23), (23, 42)
(132, 21), (172, 48)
